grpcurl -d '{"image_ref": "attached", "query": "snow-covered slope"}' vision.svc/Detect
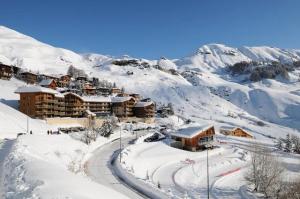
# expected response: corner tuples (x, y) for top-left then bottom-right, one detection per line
(0, 25), (299, 137)
(0, 26), (90, 74)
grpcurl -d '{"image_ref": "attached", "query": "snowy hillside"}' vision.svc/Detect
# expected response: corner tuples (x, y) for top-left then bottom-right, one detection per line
(0, 25), (299, 137)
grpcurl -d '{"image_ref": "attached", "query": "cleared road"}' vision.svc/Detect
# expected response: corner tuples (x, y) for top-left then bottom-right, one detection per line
(85, 137), (145, 199)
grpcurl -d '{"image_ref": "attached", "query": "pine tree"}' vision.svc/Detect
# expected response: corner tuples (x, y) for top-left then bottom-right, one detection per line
(291, 135), (300, 154)
(284, 134), (292, 152)
(274, 138), (283, 151)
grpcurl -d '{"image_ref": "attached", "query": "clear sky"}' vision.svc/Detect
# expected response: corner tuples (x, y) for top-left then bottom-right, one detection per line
(1, 0), (300, 59)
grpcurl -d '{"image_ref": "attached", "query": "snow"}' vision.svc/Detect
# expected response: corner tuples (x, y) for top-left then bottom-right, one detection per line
(157, 57), (177, 70)
(121, 133), (300, 199)
(38, 79), (54, 86)
(134, 101), (154, 107)
(82, 96), (111, 103)
(3, 134), (130, 199)
(112, 96), (133, 103)
(15, 85), (58, 95)
(0, 25), (300, 198)
(171, 124), (213, 138)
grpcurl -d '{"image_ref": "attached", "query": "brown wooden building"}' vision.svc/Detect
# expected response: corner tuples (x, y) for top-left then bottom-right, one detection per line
(39, 79), (57, 90)
(0, 64), (13, 80)
(220, 127), (253, 138)
(64, 92), (86, 117)
(172, 125), (215, 151)
(112, 96), (136, 117)
(133, 101), (155, 118)
(82, 82), (96, 95)
(57, 75), (71, 87)
(82, 96), (112, 116)
(15, 86), (64, 119)
(20, 72), (38, 84)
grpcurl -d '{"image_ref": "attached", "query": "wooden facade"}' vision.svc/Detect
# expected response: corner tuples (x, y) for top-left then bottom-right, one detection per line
(17, 92), (65, 119)
(0, 64), (13, 80)
(111, 87), (122, 94)
(20, 72), (38, 84)
(39, 79), (57, 90)
(112, 97), (136, 117)
(82, 83), (96, 95)
(220, 127), (253, 138)
(64, 93), (86, 117)
(172, 126), (215, 151)
(58, 75), (71, 87)
(84, 100), (111, 116)
(133, 101), (155, 118)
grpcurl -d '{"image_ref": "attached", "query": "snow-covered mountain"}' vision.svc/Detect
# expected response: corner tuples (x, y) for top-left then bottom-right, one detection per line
(0, 25), (300, 137)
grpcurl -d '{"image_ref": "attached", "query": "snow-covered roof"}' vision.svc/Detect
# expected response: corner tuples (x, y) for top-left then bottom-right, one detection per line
(219, 126), (235, 131)
(15, 86), (58, 95)
(111, 96), (133, 103)
(64, 92), (111, 103)
(82, 96), (111, 103)
(39, 79), (55, 86)
(171, 124), (214, 139)
(54, 92), (64, 98)
(134, 101), (154, 107)
(86, 110), (96, 116)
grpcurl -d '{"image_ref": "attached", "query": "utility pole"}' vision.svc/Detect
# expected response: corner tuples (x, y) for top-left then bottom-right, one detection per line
(27, 97), (29, 134)
(119, 123), (122, 163)
(207, 146), (210, 199)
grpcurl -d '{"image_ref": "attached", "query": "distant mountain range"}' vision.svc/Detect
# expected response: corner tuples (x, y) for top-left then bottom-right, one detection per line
(0, 25), (300, 136)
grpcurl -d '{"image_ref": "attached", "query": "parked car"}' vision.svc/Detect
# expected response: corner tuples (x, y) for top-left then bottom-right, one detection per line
(144, 133), (161, 142)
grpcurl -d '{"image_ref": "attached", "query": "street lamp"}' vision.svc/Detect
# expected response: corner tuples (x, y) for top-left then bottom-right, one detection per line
(118, 119), (122, 163)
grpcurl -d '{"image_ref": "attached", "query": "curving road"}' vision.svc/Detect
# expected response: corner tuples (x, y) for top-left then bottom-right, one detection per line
(85, 134), (170, 199)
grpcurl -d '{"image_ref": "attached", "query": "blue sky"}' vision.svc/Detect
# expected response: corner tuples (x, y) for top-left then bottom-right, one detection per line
(1, 0), (300, 59)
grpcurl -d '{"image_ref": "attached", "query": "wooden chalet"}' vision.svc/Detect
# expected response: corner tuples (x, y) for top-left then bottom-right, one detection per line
(220, 127), (253, 138)
(64, 93), (112, 117)
(39, 79), (57, 90)
(112, 96), (136, 117)
(20, 71), (38, 84)
(133, 101), (155, 118)
(171, 125), (215, 151)
(82, 82), (96, 95)
(64, 93), (86, 117)
(0, 63), (13, 80)
(111, 87), (122, 94)
(58, 74), (71, 87)
(82, 96), (112, 116)
(129, 93), (141, 101)
(15, 86), (65, 119)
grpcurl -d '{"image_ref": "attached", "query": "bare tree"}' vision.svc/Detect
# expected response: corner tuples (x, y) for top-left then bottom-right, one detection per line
(245, 143), (284, 198)
(279, 178), (300, 199)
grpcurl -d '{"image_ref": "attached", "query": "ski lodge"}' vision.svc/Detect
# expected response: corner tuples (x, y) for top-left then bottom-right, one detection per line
(171, 125), (215, 151)
(219, 126), (253, 138)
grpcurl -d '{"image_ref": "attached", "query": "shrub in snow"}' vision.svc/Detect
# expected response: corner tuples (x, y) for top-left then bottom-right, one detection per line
(245, 143), (284, 198)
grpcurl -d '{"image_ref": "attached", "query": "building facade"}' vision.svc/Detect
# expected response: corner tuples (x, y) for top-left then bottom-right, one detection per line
(0, 64), (13, 80)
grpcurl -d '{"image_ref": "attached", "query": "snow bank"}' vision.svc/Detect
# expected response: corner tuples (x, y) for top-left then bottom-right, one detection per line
(3, 134), (129, 199)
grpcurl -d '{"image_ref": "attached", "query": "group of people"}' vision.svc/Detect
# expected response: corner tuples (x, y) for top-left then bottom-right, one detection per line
(47, 130), (59, 135)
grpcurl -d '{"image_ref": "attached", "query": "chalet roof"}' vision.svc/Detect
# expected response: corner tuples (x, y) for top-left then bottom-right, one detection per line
(219, 126), (235, 131)
(219, 126), (253, 136)
(134, 101), (154, 107)
(171, 124), (214, 139)
(39, 79), (55, 86)
(82, 96), (111, 103)
(63, 92), (111, 103)
(15, 86), (58, 95)
(111, 96), (133, 103)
